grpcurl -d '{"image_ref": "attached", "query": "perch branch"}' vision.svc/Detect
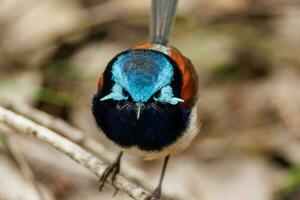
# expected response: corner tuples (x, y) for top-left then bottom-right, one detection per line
(0, 100), (146, 180)
(0, 124), (46, 200)
(0, 106), (172, 200)
(0, 99), (115, 162)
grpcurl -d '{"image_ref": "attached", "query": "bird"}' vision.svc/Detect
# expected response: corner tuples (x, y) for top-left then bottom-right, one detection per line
(92, 0), (199, 199)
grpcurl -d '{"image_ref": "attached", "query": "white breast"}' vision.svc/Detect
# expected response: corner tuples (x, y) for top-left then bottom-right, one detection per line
(121, 104), (200, 160)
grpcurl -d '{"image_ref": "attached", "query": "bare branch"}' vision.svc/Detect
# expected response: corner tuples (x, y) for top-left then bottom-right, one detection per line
(0, 100), (147, 180)
(0, 99), (115, 162)
(0, 124), (47, 200)
(0, 106), (169, 200)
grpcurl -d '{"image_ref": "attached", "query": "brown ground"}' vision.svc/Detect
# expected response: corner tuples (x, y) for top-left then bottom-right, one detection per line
(1, 0), (300, 199)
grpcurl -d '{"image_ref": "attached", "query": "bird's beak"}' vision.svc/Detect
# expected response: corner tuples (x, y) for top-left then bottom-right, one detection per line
(135, 103), (144, 120)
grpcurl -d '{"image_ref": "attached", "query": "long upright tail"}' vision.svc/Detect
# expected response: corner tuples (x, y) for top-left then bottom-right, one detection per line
(150, 0), (178, 45)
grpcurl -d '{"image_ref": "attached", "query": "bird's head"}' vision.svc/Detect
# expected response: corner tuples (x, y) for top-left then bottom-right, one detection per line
(97, 48), (185, 120)
(92, 44), (198, 150)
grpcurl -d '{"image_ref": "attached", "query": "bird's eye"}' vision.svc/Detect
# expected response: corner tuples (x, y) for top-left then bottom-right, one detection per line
(122, 88), (129, 98)
(152, 90), (161, 99)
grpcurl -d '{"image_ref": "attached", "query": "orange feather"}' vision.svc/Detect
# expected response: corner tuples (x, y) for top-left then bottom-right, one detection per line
(97, 74), (104, 91)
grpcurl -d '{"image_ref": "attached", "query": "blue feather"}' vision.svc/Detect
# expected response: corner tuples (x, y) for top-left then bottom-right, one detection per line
(108, 50), (174, 102)
(100, 83), (128, 101)
(154, 85), (184, 105)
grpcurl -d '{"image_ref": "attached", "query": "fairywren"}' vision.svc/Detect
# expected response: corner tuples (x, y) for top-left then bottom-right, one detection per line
(92, 0), (199, 199)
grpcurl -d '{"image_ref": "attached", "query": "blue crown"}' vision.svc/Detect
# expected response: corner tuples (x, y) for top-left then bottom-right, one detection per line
(100, 50), (183, 104)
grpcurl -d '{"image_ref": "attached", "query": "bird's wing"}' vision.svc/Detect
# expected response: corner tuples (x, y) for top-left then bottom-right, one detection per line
(167, 47), (199, 107)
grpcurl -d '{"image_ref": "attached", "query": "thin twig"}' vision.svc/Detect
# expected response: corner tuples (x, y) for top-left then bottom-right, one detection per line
(0, 100), (147, 180)
(0, 99), (113, 162)
(0, 124), (46, 200)
(0, 106), (173, 200)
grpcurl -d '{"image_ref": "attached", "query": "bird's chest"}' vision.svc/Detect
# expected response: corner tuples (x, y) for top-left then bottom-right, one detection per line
(92, 96), (191, 152)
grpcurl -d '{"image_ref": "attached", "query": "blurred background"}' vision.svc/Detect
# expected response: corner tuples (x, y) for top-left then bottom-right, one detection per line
(1, 0), (300, 199)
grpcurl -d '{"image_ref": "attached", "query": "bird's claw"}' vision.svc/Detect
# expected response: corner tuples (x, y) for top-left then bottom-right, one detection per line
(145, 187), (161, 200)
(98, 162), (120, 193)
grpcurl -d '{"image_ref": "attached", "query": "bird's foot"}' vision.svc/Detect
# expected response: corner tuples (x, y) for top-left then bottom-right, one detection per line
(98, 160), (120, 194)
(145, 186), (161, 200)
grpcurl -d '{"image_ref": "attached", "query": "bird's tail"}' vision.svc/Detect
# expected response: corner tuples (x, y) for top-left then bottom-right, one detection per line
(150, 0), (178, 45)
